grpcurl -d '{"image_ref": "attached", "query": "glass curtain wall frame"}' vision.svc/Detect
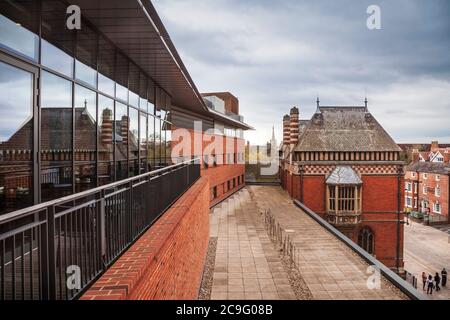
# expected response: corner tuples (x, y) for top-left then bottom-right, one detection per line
(0, 52), (39, 214)
(0, 0), (175, 213)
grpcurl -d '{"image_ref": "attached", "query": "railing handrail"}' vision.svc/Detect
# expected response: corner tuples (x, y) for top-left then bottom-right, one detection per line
(0, 158), (198, 224)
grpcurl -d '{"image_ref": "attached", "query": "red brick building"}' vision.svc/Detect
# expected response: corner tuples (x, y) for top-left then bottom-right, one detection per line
(280, 100), (405, 272)
(404, 162), (450, 223)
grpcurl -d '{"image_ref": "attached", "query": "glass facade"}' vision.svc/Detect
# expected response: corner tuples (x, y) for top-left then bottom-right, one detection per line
(0, 0), (172, 214)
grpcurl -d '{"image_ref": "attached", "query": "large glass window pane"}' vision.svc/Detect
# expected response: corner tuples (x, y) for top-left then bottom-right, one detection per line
(98, 37), (115, 96)
(98, 95), (114, 186)
(74, 85), (96, 192)
(0, 0), (39, 60)
(128, 64), (139, 108)
(148, 80), (155, 115)
(41, 0), (75, 77)
(40, 71), (73, 202)
(75, 25), (97, 88)
(115, 53), (128, 102)
(115, 102), (128, 180)
(0, 61), (34, 214)
(129, 107), (139, 176)
(139, 114), (147, 173)
(147, 115), (155, 170)
(98, 73), (114, 97)
(155, 116), (161, 168)
(139, 73), (147, 111)
(41, 40), (73, 77)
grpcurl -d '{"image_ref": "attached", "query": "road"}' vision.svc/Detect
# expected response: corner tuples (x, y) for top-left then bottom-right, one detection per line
(404, 220), (450, 300)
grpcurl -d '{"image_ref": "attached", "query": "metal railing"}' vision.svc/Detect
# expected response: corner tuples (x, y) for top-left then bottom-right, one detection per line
(0, 159), (200, 300)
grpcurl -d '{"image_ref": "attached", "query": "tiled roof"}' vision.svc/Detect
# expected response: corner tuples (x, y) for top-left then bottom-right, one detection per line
(293, 107), (401, 152)
(406, 162), (450, 174)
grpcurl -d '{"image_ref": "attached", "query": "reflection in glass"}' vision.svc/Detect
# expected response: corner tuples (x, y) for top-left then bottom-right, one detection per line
(155, 117), (161, 167)
(115, 102), (128, 180)
(139, 73), (147, 111)
(75, 85), (97, 192)
(116, 83), (128, 103)
(0, 61), (34, 214)
(98, 73), (114, 97)
(139, 114), (147, 173)
(129, 108), (139, 176)
(41, 39), (73, 77)
(75, 60), (96, 88)
(115, 53), (128, 102)
(129, 63), (139, 107)
(0, 13), (39, 61)
(40, 71), (73, 202)
(148, 115), (155, 170)
(76, 24), (97, 87)
(98, 95), (114, 185)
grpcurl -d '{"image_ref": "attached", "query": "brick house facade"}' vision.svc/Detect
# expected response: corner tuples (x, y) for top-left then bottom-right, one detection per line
(279, 101), (405, 272)
(404, 162), (450, 222)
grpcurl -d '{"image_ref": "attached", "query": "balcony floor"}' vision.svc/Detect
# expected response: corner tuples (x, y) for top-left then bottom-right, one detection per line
(205, 186), (407, 300)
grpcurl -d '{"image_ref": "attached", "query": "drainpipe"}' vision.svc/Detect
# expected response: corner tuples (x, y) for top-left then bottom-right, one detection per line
(396, 165), (403, 273)
(300, 165), (304, 203)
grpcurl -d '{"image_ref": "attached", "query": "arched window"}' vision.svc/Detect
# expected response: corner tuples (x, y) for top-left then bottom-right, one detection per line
(358, 227), (375, 255)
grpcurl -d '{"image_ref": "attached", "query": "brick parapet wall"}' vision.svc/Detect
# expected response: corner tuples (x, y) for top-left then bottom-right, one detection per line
(81, 177), (210, 300)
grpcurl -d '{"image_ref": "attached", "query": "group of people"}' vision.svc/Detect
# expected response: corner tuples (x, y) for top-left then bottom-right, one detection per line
(422, 268), (447, 295)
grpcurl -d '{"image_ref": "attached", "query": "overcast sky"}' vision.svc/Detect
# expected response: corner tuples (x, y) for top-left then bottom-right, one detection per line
(153, 0), (450, 145)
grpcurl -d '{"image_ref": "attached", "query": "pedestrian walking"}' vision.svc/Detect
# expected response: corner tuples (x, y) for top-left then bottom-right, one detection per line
(442, 268), (447, 287)
(427, 275), (434, 295)
(434, 273), (441, 291)
(422, 272), (427, 290)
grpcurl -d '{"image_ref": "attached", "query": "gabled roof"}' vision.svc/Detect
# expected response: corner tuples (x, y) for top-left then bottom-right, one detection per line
(326, 166), (362, 185)
(406, 162), (450, 175)
(293, 107), (401, 152)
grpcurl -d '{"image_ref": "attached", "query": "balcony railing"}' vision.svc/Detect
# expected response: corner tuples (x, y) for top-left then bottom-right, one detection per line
(0, 159), (200, 300)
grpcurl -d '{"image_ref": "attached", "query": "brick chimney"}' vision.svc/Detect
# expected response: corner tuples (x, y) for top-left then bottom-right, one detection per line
(283, 114), (290, 145)
(100, 108), (113, 145)
(121, 115), (129, 145)
(431, 140), (439, 152)
(289, 107), (299, 147)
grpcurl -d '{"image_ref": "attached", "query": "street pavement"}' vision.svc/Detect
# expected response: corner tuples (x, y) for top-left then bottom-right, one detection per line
(404, 220), (450, 300)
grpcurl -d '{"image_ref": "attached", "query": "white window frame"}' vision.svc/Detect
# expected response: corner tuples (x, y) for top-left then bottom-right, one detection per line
(423, 173), (428, 180)
(405, 196), (412, 208)
(411, 172), (416, 178)
(423, 186), (427, 195)
(433, 203), (441, 214)
(435, 186), (441, 197)
(436, 174), (440, 181)
(414, 198), (418, 208)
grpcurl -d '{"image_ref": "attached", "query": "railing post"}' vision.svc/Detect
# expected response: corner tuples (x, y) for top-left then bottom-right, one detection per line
(99, 196), (106, 268)
(47, 206), (56, 300)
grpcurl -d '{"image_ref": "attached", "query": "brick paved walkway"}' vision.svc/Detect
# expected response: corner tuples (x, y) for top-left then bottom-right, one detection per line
(208, 186), (409, 300)
(209, 188), (296, 300)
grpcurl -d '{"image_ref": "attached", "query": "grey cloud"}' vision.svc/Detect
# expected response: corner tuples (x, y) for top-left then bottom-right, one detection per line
(153, 0), (450, 144)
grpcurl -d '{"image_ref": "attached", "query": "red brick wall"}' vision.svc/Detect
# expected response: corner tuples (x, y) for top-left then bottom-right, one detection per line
(361, 176), (402, 213)
(405, 171), (449, 218)
(360, 175), (404, 270)
(172, 127), (245, 206)
(302, 176), (326, 214)
(81, 177), (210, 300)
